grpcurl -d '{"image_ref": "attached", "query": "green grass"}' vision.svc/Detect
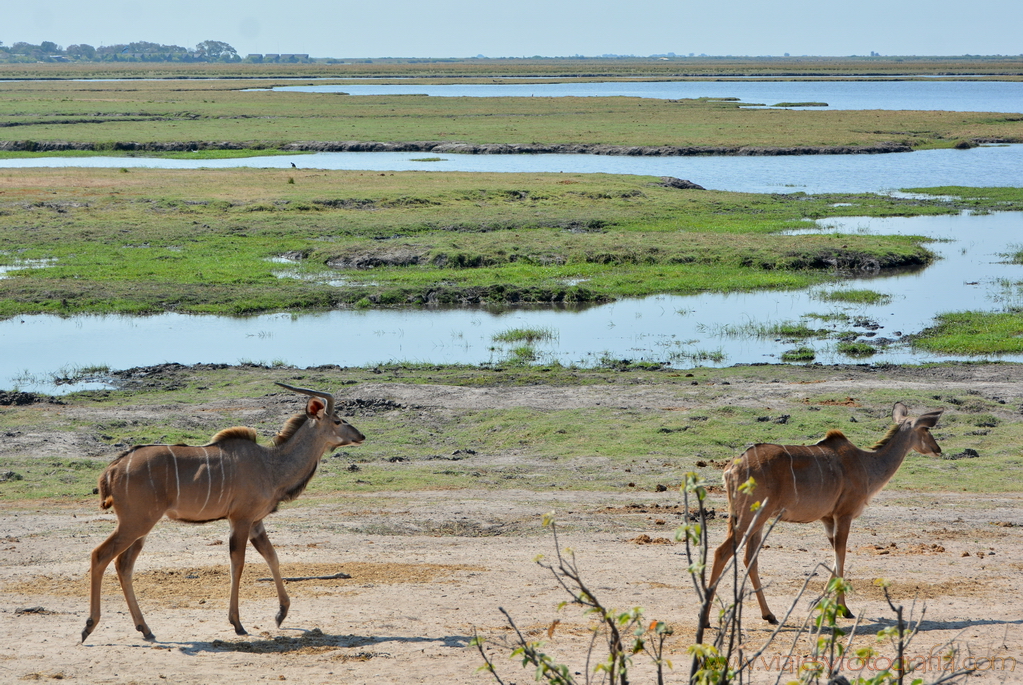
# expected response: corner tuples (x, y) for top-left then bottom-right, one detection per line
(3, 362), (1022, 501)
(503, 345), (540, 365)
(913, 310), (1023, 355)
(492, 327), (558, 344)
(4, 168), (1007, 320)
(705, 320), (827, 340)
(770, 322), (828, 339)
(0, 77), (1019, 152)
(836, 341), (878, 357)
(814, 289), (893, 306)
(781, 346), (816, 362)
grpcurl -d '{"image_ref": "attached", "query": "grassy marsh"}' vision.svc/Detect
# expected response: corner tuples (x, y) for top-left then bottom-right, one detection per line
(0, 78), (1019, 152)
(5, 169), (1018, 319)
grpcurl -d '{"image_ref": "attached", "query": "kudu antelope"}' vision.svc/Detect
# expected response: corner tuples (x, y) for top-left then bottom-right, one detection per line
(703, 402), (942, 626)
(81, 383), (364, 643)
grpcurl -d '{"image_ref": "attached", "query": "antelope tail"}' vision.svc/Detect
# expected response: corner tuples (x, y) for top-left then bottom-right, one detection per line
(98, 470), (114, 510)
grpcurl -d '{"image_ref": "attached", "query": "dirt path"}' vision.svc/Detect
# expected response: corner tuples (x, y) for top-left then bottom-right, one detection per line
(2, 490), (1022, 684)
(2, 364), (1023, 683)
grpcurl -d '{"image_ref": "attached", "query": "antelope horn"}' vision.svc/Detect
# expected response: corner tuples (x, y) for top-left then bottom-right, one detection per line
(275, 382), (335, 417)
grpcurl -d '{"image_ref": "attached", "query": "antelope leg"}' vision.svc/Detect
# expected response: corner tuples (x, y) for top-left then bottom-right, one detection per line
(832, 516), (855, 618)
(83, 527), (145, 642)
(745, 528), (777, 624)
(703, 525), (738, 628)
(227, 521), (252, 635)
(249, 521), (291, 627)
(114, 536), (154, 640)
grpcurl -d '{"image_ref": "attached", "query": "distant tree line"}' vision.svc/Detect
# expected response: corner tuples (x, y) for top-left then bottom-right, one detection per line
(0, 40), (250, 63)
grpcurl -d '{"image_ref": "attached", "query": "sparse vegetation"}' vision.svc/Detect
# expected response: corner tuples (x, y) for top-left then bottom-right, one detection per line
(837, 341), (879, 357)
(999, 243), (1023, 265)
(4, 361), (1022, 501)
(492, 327), (558, 345)
(476, 478), (974, 685)
(815, 289), (893, 306)
(781, 346), (816, 362)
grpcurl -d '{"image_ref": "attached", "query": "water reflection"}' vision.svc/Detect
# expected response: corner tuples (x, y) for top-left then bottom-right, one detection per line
(3, 212), (1022, 394)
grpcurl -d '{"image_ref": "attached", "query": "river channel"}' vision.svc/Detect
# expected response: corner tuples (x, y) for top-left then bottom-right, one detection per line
(3, 145), (1022, 195)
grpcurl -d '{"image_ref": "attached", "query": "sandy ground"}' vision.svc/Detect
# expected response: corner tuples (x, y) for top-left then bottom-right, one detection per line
(2, 490), (1022, 684)
(3, 368), (1023, 684)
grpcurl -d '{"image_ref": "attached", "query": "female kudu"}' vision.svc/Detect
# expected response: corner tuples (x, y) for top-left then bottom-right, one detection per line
(81, 383), (364, 643)
(704, 402), (943, 626)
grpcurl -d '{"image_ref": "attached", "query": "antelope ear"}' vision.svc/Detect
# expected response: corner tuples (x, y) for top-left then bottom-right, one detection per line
(914, 409), (944, 429)
(892, 402), (909, 424)
(306, 397), (327, 418)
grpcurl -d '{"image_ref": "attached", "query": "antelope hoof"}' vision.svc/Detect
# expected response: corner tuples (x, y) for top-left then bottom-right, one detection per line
(81, 619), (95, 643)
(275, 604), (289, 627)
(234, 624), (248, 636)
(764, 613), (779, 625)
(138, 625), (155, 641)
(839, 606), (856, 619)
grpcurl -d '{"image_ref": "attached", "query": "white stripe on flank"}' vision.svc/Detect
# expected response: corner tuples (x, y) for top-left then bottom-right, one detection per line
(217, 448), (227, 505)
(168, 446), (181, 502)
(813, 445), (826, 485)
(200, 447), (212, 514)
(125, 452), (133, 497)
(781, 445), (798, 497)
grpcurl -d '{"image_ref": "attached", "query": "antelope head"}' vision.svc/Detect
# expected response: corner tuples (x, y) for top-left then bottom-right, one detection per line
(893, 401), (943, 457)
(275, 382), (365, 449)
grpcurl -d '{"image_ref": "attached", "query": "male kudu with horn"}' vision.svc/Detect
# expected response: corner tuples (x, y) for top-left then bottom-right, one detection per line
(82, 383), (364, 642)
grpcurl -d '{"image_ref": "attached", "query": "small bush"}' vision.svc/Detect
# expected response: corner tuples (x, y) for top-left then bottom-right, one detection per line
(493, 327), (558, 344)
(837, 341), (877, 357)
(781, 346), (816, 362)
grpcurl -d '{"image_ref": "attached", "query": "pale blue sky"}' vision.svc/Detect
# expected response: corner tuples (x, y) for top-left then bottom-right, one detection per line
(6, 0), (1022, 59)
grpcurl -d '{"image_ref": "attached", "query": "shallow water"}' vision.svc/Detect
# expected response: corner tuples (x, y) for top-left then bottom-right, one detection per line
(263, 79), (1023, 113)
(3, 212), (1022, 394)
(2, 144), (1021, 195)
